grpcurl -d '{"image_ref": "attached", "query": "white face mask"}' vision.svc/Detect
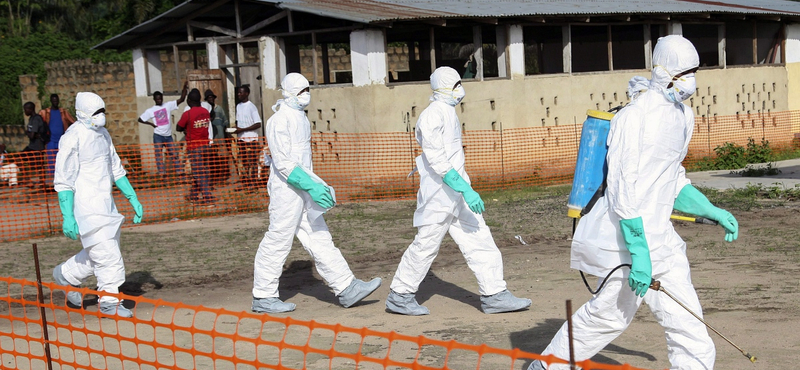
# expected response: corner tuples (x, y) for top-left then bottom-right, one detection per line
(286, 91), (311, 110)
(451, 85), (466, 105)
(436, 84), (466, 106)
(86, 113), (106, 130)
(665, 74), (696, 103)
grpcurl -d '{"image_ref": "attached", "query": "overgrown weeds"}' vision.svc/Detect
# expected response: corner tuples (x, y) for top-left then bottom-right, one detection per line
(697, 183), (800, 211)
(689, 138), (769, 170)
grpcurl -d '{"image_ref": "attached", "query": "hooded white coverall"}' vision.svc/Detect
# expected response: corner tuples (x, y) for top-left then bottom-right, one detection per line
(252, 74), (355, 299)
(538, 36), (715, 370)
(54, 92), (127, 305)
(389, 67), (506, 296)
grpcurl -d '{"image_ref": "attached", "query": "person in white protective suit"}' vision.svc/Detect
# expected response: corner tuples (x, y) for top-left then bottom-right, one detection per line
(51, 92), (144, 318)
(528, 35), (739, 370)
(252, 73), (381, 313)
(386, 67), (531, 316)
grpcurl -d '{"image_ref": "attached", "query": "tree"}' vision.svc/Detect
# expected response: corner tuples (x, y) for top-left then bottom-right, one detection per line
(0, 0), (183, 126)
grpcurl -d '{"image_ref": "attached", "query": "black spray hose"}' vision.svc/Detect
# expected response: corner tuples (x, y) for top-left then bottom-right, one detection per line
(579, 264), (631, 295)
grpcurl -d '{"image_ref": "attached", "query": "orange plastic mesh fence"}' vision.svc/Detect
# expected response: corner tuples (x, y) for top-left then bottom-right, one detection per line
(0, 276), (661, 370)
(1, 110), (797, 242)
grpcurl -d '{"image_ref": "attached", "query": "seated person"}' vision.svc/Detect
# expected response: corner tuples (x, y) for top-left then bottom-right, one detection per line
(0, 143), (18, 186)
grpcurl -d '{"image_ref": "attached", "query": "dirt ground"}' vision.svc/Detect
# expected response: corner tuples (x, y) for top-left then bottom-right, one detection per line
(2, 185), (799, 370)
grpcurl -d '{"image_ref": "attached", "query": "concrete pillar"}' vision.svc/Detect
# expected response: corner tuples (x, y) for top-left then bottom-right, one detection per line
(785, 23), (800, 132)
(146, 50), (163, 93)
(562, 25), (572, 73)
(508, 25), (525, 78)
(224, 45), (237, 122)
(350, 29), (388, 86)
(259, 36), (280, 90)
(132, 48), (148, 97)
(278, 38), (287, 79)
(496, 25), (508, 78)
(668, 22), (683, 36)
(207, 40), (220, 69)
(473, 26), (483, 80)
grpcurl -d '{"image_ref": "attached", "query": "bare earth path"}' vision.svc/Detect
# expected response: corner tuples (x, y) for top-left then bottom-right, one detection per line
(2, 186), (798, 369)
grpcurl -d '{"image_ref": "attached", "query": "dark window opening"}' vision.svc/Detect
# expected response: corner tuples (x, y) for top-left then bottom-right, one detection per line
(435, 26), (477, 79)
(611, 25), (645, 70)
(683, 24), (720, 67)
(757, 22), (782, 64)
(523, 26), (563, 75)
(572, 25), (609, 72)
(481, 26), (500, 78)
(386, 26), (433, 82)
(726, 22), (754, 65)
(283, 32), (352, 85)
(651, 24), (667, 52)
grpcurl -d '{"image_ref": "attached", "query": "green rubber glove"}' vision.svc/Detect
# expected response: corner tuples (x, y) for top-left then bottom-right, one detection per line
(619, 217), (651, 297)
(57, 191), (79, 240)
(115, 176), (143, 224)
(442, 169), (485, 214)
(286, 166), (335, 209)
(674, 184), (738, 242)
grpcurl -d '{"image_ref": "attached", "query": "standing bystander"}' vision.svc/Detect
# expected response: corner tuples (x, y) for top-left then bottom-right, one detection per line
(138, 82), (188, 179)
(205, 89), (229, 140)
(39, 94), (76, 180)
(23, 102), (48, 189)
(232, 85), (262, 189)
(177, 89), (215, 204)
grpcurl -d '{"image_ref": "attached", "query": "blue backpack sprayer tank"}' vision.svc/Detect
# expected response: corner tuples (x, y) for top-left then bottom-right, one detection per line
(566, 110), (615, 219)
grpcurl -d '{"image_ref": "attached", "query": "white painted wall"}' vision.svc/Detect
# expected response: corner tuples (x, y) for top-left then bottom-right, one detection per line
(145, 50), (163, 93)
(132, 48), (148, 97)
(259, 36), (280, 90)
(786, 23), (800, 64)
(350, 29), (388, 87)
(508, 25), (525, 78)
(496, 25), (508, 78)
(668, 21), (683, 35)
(207, 40), (220, 69)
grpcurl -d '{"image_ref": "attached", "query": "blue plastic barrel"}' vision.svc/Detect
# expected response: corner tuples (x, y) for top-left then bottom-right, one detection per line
(567, 110), (615, 218)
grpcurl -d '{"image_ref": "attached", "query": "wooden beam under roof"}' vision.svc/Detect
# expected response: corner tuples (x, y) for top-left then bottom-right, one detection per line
(241, 10), (288, 36)
(121, 0), (231, 49)
(188, 20), (238, 37)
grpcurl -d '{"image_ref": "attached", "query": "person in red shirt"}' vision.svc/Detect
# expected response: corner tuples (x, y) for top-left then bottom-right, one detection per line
(177, 89), (215, 204)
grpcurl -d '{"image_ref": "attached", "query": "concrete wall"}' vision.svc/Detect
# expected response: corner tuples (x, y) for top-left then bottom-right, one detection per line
(260, 65), (789, 135)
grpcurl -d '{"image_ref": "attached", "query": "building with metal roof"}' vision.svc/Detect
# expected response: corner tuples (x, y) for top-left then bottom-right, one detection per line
(93, 0), (800, 158)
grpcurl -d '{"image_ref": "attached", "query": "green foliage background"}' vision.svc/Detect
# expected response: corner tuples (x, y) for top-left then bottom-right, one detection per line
(0, 0), (183, 126)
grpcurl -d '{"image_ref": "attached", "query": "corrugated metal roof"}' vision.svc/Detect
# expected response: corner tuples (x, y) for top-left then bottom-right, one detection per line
(95, 0), (800, 50)
(272, 0), (800, 22)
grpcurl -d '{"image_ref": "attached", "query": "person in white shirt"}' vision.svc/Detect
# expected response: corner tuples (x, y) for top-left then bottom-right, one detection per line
(138, 82), (188, 178)
(232, 85), (262, 190)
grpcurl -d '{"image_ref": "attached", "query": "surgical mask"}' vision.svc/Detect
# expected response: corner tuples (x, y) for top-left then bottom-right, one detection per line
(436, 85), (466, 106)
(665, 74), (696, 103)
(285, 92), (311, 110)
(85, 113), (106, 130)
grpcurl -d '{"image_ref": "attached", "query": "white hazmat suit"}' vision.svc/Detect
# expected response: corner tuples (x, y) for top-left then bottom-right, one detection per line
(252, 73), (380, 313)
(533, 36), (716, 370)
(387, 67), (530, 315)
(53, 92), (133, 317)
